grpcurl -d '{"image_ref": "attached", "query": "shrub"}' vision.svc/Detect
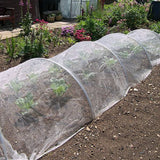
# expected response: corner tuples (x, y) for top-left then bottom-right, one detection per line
(150, 22), (160, 33)
(103, 0), (149, 29)
(76, 17), (107, 41)
(123, 1), (148, 29)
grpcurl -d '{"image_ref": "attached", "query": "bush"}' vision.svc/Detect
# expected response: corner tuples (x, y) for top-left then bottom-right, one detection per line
(123, 2), (148, 29)
(150, 22), (160, 33)
(76, 17), (107, 41)
(103, 0), (149, 29)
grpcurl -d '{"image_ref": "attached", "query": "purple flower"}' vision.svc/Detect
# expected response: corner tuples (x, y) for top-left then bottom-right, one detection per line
(19, 0), (24, 6)
(26, 0), (32, 9)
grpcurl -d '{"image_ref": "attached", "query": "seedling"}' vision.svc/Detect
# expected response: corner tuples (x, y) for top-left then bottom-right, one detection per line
(9, 80), (23, 94)
(15, 93), (38, 115)
(79, 52), (89, 64)
(119, 51), (129, 58)
(64, 59), (77, 68)
(48, 65), (63, 77)
(27, 73), (38, 83)
(50, 78), (69, 97)
(101, 57), (117, 68)
(81, 71), (96, 81)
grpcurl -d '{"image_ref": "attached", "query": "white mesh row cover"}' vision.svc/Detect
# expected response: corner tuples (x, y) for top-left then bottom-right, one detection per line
(0, 29), (160, 160)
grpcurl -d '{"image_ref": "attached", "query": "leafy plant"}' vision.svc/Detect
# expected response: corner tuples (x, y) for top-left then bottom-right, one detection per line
(50, 78), (69, 97)
(101, 57), (117, 69)
(67, 37), (76, 45)
(79, 52), (89, 64)
(52, 35), (63, 47)
(81, 71), (96, 81)
(119, 51), (129, 58)
(9, 80), (23, 94)
(103, 0), (150, 30)
(104, 5), (122, 27)
(19, 0), (33, 36)
(0, 41), (4, 52)
(75, 17), (106, 41)
(48, 65), (63, 78)
(27, 73), (38, 82)
(150, 21), (160, 33)
(6, 37), (17, 60)
(21, 30), (48, 60)
(48, 13), (56, 18)
(15, 93), (38, 115)
(20, 12), (33, 36)
(124, 8), (141, 29)
(34, 19), (52, 42)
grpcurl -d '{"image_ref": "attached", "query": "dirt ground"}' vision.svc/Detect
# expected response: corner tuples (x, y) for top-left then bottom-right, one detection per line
(39, 64), (160, 160)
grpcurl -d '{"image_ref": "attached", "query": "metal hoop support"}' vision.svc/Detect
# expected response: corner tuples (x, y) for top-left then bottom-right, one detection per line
(0, 130), (8, 160)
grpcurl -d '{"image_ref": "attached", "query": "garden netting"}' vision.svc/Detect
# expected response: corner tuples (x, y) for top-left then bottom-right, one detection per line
(0, 29), (160, 160)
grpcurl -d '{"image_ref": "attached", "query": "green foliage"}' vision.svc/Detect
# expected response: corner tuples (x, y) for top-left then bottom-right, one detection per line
(20, 12), (33, 36)
(6, 37), (20, 59)
(27, 73), (38, 82)
(124, 5), (147, 29)
(21, 30), (48, 60)
(9, 80), (23, 93)
(101, 57), (117, 68)
(35, 19), (52, 43)
(76, 17), (107, 41)
(15, 93), (38, 115)
(52, 35), (63, 47)
(103, 0), (149, 30)
(104, 5), (122, 27)
(50, 78), (69, 97)
(6, 38), (15, 59)
(5, 36), (26, 59)
(81, 71), (96, 81)
(0, 41), (4, 52)
(67, 37), (76, 45)
(149, 22), (160, 33)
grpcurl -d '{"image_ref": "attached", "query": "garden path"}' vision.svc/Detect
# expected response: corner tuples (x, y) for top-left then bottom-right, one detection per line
(0, 20), (76, 40)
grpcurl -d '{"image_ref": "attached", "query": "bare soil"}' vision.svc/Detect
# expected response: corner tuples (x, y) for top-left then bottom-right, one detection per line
(0, 32), (160, 160)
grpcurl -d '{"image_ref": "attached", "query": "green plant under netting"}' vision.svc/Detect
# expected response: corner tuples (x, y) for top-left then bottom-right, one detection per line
(50, 78), (69, 97)
(150, 21), (160, 33)
(15, 93), (38, 115)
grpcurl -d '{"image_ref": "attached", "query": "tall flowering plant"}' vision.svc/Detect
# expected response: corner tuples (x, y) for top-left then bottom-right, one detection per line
(34, 19), (52, 42)
(19, 0), (33, 36)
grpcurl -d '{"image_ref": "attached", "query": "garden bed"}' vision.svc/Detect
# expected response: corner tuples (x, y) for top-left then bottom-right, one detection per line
(0, 28), (73, 72)
(0, 0), (160, 159)
(0, 28), (160, 159)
